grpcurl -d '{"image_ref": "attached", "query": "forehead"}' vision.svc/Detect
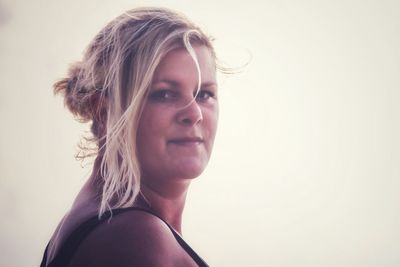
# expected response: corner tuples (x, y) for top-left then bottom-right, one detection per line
(152, 45), (216, 84)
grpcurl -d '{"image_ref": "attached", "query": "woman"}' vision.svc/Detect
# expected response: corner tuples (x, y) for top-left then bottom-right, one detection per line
(40, 7), (221, 267)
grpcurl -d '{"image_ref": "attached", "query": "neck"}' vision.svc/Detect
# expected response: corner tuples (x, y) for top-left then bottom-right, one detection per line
(136, 180), (191, 234)
(88, 156), (191, 233)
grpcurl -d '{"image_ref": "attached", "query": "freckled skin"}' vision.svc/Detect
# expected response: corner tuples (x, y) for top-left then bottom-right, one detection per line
(137, 45), (219, 191)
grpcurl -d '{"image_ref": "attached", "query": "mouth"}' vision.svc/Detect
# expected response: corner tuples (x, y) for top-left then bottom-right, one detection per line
(168, 137), (204, 146)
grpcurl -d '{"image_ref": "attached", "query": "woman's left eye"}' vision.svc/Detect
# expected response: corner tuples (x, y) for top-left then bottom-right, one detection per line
(196, 90), (215, 102)
(149, 90), (177, 102)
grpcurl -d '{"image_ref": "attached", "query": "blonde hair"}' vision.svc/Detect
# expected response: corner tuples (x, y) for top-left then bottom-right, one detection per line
(54, 7), (217, 217)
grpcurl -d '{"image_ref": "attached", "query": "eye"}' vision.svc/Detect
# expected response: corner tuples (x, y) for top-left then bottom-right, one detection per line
(149, 90), (178, 102)
(196, 90), (215, 102)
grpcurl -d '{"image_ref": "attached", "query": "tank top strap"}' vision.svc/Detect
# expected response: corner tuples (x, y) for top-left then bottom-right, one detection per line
(40, 207), (209, 267)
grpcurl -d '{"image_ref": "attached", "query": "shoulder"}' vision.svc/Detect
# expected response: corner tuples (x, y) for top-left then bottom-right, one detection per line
(68, 209), (183, 267)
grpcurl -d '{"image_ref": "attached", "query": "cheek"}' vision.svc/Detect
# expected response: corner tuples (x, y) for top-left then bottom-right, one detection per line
(207, 105), (219, 132)
(203, 106), (219, 149)
(139, 106), (167, 132)
(137, 107), (171, 151)
(136, 112), (164, 176)
(137, 110), (157, 154)
(213, 105), (219, 130)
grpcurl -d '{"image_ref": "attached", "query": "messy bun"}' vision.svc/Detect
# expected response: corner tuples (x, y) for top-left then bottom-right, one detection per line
(54, 61), (107, 144)
(55, 63), (96, 122)
(54, 7), (217, 217)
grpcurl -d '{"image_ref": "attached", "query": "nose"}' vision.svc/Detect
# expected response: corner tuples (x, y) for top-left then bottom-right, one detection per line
(176, 99), (203, 126)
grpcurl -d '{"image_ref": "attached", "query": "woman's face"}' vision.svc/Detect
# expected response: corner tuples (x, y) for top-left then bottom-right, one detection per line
(137, 45), (218, 187)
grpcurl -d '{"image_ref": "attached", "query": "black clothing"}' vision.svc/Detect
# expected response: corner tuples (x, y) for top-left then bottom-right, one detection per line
(40, 207), (209, 267)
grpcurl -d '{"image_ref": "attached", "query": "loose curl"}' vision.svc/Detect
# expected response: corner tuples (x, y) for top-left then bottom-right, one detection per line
(54, 7), (220, 217)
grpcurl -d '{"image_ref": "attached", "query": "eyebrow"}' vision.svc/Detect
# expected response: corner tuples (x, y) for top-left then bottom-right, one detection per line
(152, 79), (217, 88)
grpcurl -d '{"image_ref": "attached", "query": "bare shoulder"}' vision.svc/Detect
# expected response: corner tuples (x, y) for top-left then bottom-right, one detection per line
(68, 210), (196, 267)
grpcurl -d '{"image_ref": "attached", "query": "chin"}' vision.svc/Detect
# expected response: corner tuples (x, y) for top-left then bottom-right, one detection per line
(176, 167), (206, 180)
(171, 160), (208, 180)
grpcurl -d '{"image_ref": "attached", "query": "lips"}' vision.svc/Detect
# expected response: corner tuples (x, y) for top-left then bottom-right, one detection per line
(168, 137), (204, 146)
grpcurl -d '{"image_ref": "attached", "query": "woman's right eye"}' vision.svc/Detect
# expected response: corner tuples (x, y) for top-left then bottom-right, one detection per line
(149, 90), (177, 102)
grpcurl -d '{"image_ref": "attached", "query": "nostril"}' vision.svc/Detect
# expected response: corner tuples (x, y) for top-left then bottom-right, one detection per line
(178, 113), (203, 126)
(176, 100), (203, 125)
(181, 118), (192, 125)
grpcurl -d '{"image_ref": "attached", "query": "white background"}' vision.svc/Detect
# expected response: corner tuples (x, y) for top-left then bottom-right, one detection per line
(1, 0), (399, 266)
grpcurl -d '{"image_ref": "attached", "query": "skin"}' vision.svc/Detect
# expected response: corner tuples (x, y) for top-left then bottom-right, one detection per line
(136, 44), (219, 233)
(47, 45), (218, 267)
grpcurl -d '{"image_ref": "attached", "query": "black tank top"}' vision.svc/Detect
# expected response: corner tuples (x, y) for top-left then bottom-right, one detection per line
(40, 207), (209, 267)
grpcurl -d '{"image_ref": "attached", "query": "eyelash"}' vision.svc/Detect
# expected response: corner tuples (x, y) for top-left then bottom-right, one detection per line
(149, 90), (177, 101)
(149, 89), (216, 102)
(196, 90), (215, 102)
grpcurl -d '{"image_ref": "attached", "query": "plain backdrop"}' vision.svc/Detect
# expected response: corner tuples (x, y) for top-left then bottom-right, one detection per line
(1, 0), (399, 266)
